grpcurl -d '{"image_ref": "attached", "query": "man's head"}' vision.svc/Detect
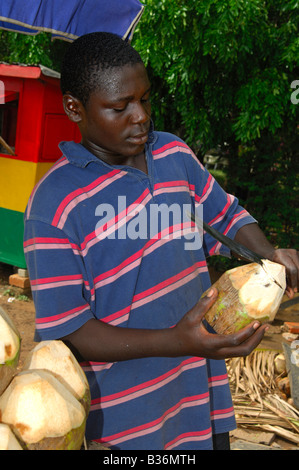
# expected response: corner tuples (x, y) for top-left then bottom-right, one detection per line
(60, 31), (144, 107)
(61, 32), (151, 165)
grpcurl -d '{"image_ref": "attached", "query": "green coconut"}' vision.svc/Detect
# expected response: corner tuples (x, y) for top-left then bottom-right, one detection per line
(205, 259), (286, 335)
(23, 340), (90, 415)
(0, 369), (86, 450)
(0, 306), (21, 394)
(0, 423), (23, 450)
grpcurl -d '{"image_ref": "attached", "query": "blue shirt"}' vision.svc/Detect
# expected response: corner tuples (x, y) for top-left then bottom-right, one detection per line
(24, 129), (256, 450)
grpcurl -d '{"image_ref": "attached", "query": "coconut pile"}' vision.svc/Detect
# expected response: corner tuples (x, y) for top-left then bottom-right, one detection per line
(0, 306), (90, 450)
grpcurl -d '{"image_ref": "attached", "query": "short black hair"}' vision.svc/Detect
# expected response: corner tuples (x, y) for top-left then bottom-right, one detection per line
(60, 32), (144, 106)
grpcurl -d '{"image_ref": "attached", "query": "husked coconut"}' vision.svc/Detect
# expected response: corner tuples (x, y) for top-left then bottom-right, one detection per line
(274, 353), (286, 375)
(205, 260), (286, 335)
(0, 369), (86, 450)
(0, 306), (21, 394)
(0, 423), (23, 450)
(23, 340), (90, 414)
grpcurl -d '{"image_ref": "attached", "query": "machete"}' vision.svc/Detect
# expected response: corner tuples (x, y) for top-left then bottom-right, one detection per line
(187, 211), (284, 289)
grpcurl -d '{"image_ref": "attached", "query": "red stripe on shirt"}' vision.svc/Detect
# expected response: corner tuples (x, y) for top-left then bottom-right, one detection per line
(36, 302), (90, 325)
(30, 273), (82, 286)
(152, 140), (189, 156)
(102, 261), (207, 325)
(91, 357), (206, 408)
(96, 392), (210, 448)
(79, 187), (152, 255)
(93, 222), (194, 289)
(52, 168), (124, 228)
(166, 428), (212, 450)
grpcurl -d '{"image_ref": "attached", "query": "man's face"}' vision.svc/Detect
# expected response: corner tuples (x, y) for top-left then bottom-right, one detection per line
(75, 63), (151, 164)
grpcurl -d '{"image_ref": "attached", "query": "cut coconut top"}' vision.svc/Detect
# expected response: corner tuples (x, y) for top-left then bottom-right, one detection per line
(0, 309), (20, 363)
(23, 340), (88, 400)
(0, 369), (85, 444)
(261, 259), (286, 289)
(229, 260), (286, 321)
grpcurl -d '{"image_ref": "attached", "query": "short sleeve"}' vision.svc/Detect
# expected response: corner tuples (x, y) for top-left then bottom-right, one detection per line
(188, 153), (257, 258)
(24, 218), (95, 341)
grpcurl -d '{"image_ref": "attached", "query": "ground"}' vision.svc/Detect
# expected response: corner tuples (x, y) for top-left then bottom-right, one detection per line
(1, 262), (298, 450)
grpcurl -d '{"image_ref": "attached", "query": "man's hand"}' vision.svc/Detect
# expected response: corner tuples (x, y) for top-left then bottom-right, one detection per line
(234, 223), (299, 298)
(270, 249), (299, 298)
(174, 287), (269, 360)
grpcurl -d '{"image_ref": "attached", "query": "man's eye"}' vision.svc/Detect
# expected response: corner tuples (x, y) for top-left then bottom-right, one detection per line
(113, 107), (125, 113)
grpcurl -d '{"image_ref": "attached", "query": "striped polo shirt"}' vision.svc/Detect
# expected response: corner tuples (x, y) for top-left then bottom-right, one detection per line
(24, 128), (256, 450)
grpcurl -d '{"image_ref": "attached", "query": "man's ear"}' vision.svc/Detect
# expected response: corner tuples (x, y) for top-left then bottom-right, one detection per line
(63, 93), (84, 123)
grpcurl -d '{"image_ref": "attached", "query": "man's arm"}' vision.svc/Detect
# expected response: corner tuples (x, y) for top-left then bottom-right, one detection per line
(234, 222), (299, 297)
(62, 288), (268, 363)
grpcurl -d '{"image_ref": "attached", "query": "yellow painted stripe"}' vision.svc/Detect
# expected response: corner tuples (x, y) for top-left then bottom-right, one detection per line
(0, 157), (54, 212)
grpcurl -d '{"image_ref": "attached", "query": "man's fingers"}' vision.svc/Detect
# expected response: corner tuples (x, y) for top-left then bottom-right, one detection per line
(215, 322), (269, 358)
(273, 249), (299, 293)
(284, 253), (299, 293)
(193, 287), (218, 322)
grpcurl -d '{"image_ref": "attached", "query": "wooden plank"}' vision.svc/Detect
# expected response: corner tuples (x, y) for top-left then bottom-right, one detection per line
(261, 425), (299, 445)
(231, 428), (275, 445)
(230, 439), (281, 450)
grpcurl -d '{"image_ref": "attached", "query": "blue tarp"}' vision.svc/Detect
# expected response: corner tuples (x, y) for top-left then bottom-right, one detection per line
(0, 0), (144, 41)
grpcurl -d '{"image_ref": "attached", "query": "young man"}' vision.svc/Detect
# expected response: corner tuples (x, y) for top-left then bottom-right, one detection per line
(24, 32), (298, 450)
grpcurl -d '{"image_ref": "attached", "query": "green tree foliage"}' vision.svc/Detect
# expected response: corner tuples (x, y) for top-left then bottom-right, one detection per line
(0, 30), (68, 71)
(0, 2), (298, 251)
(133, 0), (299, 249)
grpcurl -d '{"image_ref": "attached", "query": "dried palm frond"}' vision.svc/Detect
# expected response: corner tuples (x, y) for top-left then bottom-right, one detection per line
(226, 349), (278, 400)
(226, 350), (299, 445)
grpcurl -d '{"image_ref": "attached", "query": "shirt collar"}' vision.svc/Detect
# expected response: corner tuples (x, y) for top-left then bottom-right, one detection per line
(58, 141), (99, 168)
(59, 120), (157, 168)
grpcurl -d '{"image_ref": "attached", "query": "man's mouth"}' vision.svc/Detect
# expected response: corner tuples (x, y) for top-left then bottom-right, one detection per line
(127, 132), (149, 145)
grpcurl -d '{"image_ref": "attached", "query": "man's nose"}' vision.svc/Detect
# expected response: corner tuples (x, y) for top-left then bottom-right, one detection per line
(131, 101), (150, 124)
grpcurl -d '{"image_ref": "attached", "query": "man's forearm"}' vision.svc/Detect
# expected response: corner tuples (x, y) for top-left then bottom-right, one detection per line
(61, 290), (271, 363)
(62, 318), (177, 363)
(234, 222), (275, 259)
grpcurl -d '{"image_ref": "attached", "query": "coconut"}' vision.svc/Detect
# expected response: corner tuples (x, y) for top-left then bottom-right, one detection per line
(0, 423), (23, 450)
(205, 260), (286, 335)
(0, 306), (21, 394)
(0, 369), (86, 450)
(274, 353), (286, 376)
(23, 340), (90, 414)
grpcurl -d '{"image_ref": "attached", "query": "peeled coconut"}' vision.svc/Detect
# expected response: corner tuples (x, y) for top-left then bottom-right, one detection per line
(274, 353), (286, 375)
(0, 306), (21, 394)
(0, 423), (23, 450)
(0, 369), (86, 450)
(23, 340), (90, 414)
(205, 260), (286, 335)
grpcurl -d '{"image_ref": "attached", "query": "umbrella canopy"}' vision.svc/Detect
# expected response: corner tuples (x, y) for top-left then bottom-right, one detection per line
(0, 0), (144, 41)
